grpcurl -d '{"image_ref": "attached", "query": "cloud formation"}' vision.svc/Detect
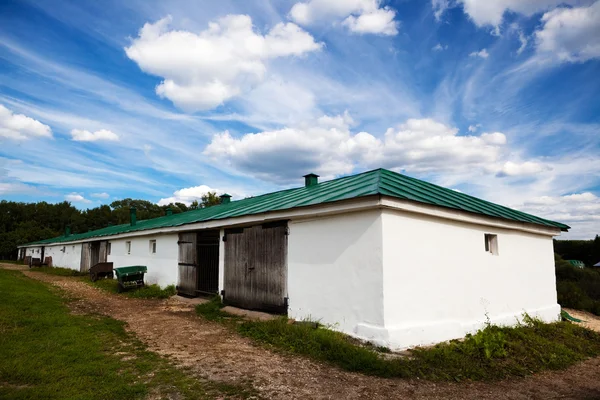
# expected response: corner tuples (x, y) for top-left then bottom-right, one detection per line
(433, 0), (581, 27)
(157, 185), (221, 206)
(204, 114), (510, 183)
(65, 193), (91, 203)
(534, 2), (600, 63)
(469, 49), (489, 59)
(0, 104), (52, 140)
(290, 0), (398, 35)
(125, 15), (322, 111)
(70, 129), (119, 142)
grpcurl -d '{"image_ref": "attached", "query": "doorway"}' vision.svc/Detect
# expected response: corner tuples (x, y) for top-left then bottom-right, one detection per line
(177, 230), (220, 297)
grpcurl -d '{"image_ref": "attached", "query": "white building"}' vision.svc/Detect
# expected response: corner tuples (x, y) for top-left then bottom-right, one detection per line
(18, 169), (569, 349)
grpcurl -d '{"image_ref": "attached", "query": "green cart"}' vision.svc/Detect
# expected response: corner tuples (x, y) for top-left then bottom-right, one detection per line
(114, 265), (147, 293)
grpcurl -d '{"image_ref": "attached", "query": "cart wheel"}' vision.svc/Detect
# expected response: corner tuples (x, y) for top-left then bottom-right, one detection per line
(90, 272), (98, 282)
(117, 283), (124, 293)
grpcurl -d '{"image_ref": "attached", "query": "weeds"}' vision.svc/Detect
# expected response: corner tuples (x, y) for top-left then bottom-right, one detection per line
(196, 297), (600, 382)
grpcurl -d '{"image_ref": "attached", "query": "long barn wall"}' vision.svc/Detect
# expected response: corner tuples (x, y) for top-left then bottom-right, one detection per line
(43, 243), (83, 271)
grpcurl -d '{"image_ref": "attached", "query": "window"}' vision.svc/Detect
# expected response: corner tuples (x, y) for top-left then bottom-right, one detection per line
(484, 234), (499, 255)
(149, 240), (156, 254)
(126, 241), (131, 255)
(107, 242), (111, 256)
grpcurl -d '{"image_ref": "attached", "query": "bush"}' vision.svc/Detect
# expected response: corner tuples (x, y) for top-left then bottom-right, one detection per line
(555, 253), (600, 315)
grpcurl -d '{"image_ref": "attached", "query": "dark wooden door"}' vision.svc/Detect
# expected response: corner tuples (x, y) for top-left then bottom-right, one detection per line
(224, 222), (287, 313)
(178, 232), (197, 297)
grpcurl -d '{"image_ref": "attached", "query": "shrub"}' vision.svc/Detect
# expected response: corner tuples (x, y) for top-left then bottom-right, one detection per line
(555, 253), (600, 315)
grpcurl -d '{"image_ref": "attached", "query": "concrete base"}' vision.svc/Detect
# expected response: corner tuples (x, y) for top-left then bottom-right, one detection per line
(354, 304), (562, 350)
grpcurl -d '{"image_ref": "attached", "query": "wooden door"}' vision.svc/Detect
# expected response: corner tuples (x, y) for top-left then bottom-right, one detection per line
(224, 221), (288, 313)
(98, 241), (108, 263)
(178, 232), (197, 297)
(80, 243), (91, 272)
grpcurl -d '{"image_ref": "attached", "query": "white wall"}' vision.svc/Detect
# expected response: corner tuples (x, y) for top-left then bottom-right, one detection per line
(380, 209), (560, 349)
(287, 210), (385, 338)
(108, 233), (179, 288)
(43, 243), (82, 271)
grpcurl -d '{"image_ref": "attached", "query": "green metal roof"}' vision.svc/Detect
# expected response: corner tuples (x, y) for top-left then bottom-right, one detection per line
(25, 168), (569, 246)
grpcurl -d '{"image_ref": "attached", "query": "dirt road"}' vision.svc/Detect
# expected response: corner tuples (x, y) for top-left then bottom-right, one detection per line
(7, 264), (600, 400)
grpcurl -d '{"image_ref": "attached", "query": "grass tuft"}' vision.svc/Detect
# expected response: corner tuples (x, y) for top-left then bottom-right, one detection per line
(32, 266), (86, 276)
(196, 297), (600, 382)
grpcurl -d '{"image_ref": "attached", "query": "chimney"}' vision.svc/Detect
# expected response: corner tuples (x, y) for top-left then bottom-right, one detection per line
(303, 173), (319, 187)
(220, 194), (232, 204)
(130, 206), (137, 226)
(166, 207), (173, 216)
(64, 225), (71, 237)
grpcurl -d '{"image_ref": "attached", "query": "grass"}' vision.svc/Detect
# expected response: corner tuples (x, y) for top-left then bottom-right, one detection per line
(0, 269), (253, 400)
(89, 278), (177, 299)
(196, 296), (600, 382)
(30, 265), (177, 299)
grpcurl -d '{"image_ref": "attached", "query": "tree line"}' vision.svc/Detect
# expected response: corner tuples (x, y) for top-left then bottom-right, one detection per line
(554, 237), (600, 267)
(0, 193), (221, 259)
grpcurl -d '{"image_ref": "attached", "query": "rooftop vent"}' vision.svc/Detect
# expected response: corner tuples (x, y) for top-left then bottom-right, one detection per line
(64, 225), (71, 237)
(166, 207), (173, 216)
(303, 173), (319, 187)
(130, 206), (137, 226)
(220, 194), (232, 204)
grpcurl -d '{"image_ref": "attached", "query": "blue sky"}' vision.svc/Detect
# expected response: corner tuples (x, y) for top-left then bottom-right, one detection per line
(0, 0), (598, 238)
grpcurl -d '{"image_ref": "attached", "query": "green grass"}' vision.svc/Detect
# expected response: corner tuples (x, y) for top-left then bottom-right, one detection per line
(89, 278), (177, 299)
(31, 266), (177, 299)
(196, 297), (600, 382)
(34, 266), (87, 276)
(0, 269), (253, 399)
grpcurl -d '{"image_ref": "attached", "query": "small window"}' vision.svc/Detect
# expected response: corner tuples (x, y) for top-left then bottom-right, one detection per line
(62, 246), (66, 252)
(484, 234), (499, 255)
(126, 241), (131, 255)
(107, 242), (111, 256)
(149, 240), (156, 254)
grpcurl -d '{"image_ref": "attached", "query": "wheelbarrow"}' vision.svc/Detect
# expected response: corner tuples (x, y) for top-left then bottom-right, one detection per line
(114, 265), (147, 293)
(89, 262), (114, 282)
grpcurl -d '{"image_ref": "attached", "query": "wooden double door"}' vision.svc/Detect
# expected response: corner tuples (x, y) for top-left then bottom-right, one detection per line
(223, 221), (288, 314)
(80, 241), (108, 272)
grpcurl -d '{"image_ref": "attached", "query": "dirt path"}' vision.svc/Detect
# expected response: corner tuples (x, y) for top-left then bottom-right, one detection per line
(563, 308), (600, 333)
(7, 265), (600, 400)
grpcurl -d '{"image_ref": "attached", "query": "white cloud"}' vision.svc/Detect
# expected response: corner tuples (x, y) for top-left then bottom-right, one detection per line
(432, 43), (448, 51)
(496, 161), (551, 177)
(125, 15), (322, 112)
(468, 124), (481, 132)
(290, 0), (398, 35)
(534, 2), (600, 63)
(435, 0), (581, 27)
(469, 48), (489, 59)
(341, 7), (398, 35)
(0, 104), (52, 140)
(65, 193), (91, 203)
(432, 0), (452, 21)
(70, 129), (119, 142)
(91, 192), (110, 199)
(520, 192), (600, 239)
(204, 114), (509, 183)
(517, 30), (528, 55)
(157, 185), (221, 206)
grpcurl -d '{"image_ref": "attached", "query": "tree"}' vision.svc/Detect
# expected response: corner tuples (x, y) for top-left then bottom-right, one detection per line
(200, 192), (221, 208)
